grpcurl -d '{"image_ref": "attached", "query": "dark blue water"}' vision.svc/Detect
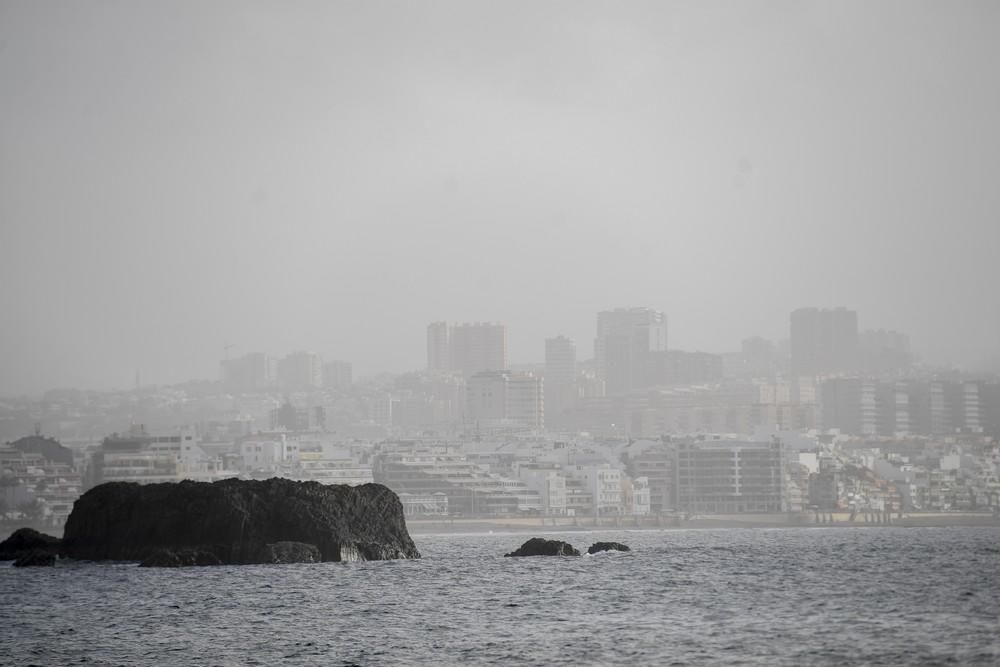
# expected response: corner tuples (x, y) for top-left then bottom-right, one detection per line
(2, 527), (999, 666)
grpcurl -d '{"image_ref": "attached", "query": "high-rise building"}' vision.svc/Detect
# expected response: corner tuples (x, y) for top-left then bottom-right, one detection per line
(821, 377), (983, 436)
(466, 370), (543, 430)
(739, 336), (776, 378)
(220, 352), (274, 392)
(544, 336), (576, 429)
(790, 307), (859, 377)
(449, 322), (507, 378)
(860, 329), (913, 376)
(595, 307), (667, 395)
(664, 350), (724, 385)
(820, 377), (878, 435)
(508, 372), (544, 431)
(426, 321), (450, 372)
(929, 380), (982, 435)
(981, 382), (1000, 438)
(322, 360), (353, 391)
(877, 381), (911, 435)
(278, 351), (323, 393)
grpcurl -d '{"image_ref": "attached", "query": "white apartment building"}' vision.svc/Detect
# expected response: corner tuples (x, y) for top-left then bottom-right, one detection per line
(566, 464), (623, 514)
(517, 465), (568, 515)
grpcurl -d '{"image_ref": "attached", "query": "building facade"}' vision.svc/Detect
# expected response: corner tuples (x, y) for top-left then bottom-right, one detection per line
(544, 336), (576, 429)
(426, 321), (450, 372)
(790, 307), (859, 377)
(466, 370), (544, 431)
(595, 307), (667, 395)
(448, 322), (507, 378)
(674, 438), (786, 513)
(278, 351), (323, 393)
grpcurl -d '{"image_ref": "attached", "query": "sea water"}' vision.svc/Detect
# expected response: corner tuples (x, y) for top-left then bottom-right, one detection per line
(2, 526), (999, 666)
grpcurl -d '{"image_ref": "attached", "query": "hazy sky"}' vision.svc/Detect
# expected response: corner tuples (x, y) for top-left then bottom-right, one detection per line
(2, 0), (999, 394)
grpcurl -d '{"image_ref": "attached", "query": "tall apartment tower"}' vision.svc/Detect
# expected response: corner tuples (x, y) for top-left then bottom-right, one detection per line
(427, 321), (450, 372)
(220, 352), (274, 391)
(544, 336), (577, 429)
(322, 360), (353, 391)
(595, 307), (667, 395)
(277, 351), (323, 393)
(819, 377), (878, 435)
(449, 322), (507, 377)
(790, 307), (859, 377)
(466, 370), (543, 430)
(930, 380), (983, 434)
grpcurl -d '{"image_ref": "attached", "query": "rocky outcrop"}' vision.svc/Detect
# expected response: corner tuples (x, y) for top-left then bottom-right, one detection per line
(140, 549), (223, 568)
(62, 478), (420, 565)
(258, 541), (321, 564)
(587, 541), (631, 554)
(13, 549), (57, 567)
(0, 527), (61, 561)
(504, 537), (580, 557)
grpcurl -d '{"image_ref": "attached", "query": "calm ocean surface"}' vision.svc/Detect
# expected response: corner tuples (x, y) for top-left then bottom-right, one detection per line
(2, 526), (999, 666)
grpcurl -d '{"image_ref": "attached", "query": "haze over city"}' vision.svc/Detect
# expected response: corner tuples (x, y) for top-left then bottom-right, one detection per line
(6, 4), (1000, 667)
(3, 0), (1000, 395)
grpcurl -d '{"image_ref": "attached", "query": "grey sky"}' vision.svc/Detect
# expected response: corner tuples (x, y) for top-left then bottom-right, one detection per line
(2, 0), (999, 394)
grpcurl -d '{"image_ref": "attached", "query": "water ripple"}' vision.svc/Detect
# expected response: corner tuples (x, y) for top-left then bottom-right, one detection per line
(2, 527), (999, 665)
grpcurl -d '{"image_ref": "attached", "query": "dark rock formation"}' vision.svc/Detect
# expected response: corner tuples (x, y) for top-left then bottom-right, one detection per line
(13, 549), (57, 567)
(140, 549), (223, 568)
(140, 541), (321, 567)
(0, 527), (61, 561)
(62, 478), (420, 565)
(259, 541), (321, 564)
(587, 542), (631, 554)
(504, 537), (580, 557)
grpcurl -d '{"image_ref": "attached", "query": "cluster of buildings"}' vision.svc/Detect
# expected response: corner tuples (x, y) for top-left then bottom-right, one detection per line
(220, 351), (352, 394)
(1, 304), (998, 530)
(5, 421), (997, 531)
(806, 433), (1000, 514)
(0, 434), (83, 528)
(820, 377), (996, 436)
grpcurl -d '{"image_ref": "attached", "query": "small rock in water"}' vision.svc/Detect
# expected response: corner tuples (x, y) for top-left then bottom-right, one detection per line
(587, 542), (631, 555)
(504, 537), (580, 557)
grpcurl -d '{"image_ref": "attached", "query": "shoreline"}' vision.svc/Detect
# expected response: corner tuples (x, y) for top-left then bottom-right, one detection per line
(4, 512), (997, 542)
(406, 512), (1000, 535)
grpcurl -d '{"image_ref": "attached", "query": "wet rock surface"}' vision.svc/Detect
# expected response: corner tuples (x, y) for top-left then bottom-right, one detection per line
(62, 478), (420, 565)
(587, 542), (631, 554)
(259, 541), (321, 564)
(0, 527), (61, 561)
(13, 549), (57, 567)
(139, 549), (223, 568)
(504, 537), (581, 557)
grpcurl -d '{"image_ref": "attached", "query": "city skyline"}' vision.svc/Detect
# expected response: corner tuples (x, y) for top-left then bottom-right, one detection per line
(3, 3), (999, 665)
(0, 301), (989, 397)
(4, 1), (1000, 393)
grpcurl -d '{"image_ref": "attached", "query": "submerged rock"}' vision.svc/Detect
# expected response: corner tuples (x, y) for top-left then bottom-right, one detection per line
(13, 549), (57, 567)
(140, 549), (222, 568)
(505, 537), (580, 557)
(587, 542), (631, 554)
(62, 478), (420, 565)
(0, 527), (61, 561)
